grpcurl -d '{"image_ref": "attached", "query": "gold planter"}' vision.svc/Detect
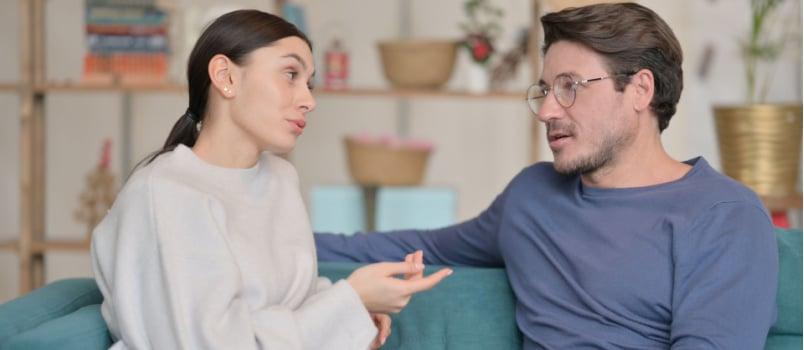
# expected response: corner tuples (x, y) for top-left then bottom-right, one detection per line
(713, 104), (802, 197)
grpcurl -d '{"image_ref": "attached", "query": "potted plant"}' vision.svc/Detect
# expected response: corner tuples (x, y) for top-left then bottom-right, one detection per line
(459, 0), (504, 93)
(713, 0), (802, 199)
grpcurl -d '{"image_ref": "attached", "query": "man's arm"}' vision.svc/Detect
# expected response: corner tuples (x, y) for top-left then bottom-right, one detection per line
(315, 189), (509, 267)
(670, 201), (778, 349)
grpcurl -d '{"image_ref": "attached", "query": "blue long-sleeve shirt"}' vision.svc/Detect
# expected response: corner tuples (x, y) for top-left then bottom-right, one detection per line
(315, 158), (778, 349)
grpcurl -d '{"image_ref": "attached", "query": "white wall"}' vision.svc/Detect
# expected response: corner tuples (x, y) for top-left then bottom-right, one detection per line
(0, 0), (801, 302)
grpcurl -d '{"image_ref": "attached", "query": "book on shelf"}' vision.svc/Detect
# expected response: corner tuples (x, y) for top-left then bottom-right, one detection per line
(82, 0), (170, 85)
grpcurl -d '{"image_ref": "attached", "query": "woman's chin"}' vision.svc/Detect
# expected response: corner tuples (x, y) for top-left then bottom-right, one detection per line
(264, 140), (296, 155)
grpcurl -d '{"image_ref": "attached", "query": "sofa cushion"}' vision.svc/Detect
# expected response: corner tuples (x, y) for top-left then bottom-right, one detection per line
(0, 304), (111, 350)
(318, 262), (523, 350)
(0, 278), (102, 344)
(770, 228), (803, 336)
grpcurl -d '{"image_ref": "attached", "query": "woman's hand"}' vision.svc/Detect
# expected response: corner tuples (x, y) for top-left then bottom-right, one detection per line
(347, 250), (452, 314)
(369, 313), (391, 349)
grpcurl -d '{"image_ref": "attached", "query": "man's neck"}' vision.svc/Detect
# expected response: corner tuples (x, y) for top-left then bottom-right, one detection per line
(580, 132), (692, 189)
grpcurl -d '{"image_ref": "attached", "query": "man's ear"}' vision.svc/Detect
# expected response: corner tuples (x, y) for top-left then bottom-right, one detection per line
(631, 68), (654, 112)
(208, 54), (237, 98)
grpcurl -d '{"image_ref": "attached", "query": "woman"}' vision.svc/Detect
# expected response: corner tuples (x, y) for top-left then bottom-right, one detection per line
(90, 9), (452, 350)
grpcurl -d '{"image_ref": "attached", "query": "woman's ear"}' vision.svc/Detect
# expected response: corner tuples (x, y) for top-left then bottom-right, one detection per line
(208, 54), (237, 98)
(631, 68), (654, 112)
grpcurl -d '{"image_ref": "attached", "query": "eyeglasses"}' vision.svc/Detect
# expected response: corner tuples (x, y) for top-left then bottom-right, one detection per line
(526, 72), (634, 113)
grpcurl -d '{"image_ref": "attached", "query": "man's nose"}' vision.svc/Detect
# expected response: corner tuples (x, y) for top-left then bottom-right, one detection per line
(535, 91), (563, 123)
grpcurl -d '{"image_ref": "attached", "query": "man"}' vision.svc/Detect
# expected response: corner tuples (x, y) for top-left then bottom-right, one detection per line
(316, 3), (778, 349)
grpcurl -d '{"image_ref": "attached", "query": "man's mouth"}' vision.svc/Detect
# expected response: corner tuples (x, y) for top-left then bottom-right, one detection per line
(548, 131), (572, 142)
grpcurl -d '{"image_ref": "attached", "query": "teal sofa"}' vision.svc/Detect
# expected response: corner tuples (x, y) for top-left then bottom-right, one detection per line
(0, 228), (800, 349)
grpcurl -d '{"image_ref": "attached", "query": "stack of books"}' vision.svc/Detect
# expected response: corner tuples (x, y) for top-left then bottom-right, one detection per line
(83, 0), (170, 84)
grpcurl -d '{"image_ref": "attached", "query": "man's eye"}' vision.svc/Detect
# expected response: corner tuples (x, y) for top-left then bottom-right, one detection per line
(286, 71), (298, 80)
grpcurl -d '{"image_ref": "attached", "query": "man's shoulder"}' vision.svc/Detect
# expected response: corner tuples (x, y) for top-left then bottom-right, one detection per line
(681, 158), (765, 210)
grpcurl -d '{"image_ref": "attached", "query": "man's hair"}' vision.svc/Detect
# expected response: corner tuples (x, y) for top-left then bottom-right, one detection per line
(541, 3), (683, 132)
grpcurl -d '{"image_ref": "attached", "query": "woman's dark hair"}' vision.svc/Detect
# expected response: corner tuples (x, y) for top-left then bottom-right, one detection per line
(141, 9), (311, 166)
(541, 3), (683, 132)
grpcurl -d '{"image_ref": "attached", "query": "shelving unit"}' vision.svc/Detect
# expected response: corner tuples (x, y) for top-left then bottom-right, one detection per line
(32, 81), (525, 99)
(0, 83), (19, 92)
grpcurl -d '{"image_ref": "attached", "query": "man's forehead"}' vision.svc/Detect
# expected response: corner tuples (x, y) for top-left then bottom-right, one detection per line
(541, 42), (607, 81)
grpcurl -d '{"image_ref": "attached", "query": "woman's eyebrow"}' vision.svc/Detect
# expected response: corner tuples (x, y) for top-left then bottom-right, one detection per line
(281, 53), (308, 71)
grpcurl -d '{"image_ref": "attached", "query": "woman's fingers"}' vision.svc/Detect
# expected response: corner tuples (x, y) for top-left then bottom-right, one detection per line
(411, 251), (424, 280)
(404, 251), (424, 280)
(401, 267), (453, 294)
(375, 261), (424, 277)
(403, 253), (415, 280)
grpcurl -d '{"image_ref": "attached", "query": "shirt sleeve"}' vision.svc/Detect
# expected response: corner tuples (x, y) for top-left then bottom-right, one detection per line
(314, 187), (508, 267)
(670, 201), (778, 349)
(92, 177), (376, 350)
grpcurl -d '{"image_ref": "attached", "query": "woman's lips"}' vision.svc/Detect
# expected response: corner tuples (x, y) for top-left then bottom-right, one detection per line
(288, 119), (306, 134)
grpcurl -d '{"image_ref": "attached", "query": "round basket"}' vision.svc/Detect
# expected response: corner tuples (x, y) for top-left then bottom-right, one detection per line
(344, 137), (431, 186)
(378, 39), (458, 89)
(714, 104), (802, 197)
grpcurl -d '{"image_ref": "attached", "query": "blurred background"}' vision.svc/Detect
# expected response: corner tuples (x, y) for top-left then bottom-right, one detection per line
(0, 0), (801, 302)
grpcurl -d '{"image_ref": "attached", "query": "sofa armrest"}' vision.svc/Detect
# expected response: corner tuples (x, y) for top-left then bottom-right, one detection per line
(1, 304), (111, 350)
(0, 278), (102, 344)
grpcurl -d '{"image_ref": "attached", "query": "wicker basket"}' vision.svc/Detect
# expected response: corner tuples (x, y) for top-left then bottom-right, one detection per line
(714, 104), (802, 197)
(344, 137), (431, 186)
(378, 39), (458, 89)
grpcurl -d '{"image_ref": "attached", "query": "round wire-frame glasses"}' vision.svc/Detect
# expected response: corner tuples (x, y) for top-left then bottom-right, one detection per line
(526, 72), (635, 113)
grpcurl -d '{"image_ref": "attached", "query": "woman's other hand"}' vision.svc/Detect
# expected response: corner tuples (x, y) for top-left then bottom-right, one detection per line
(369, 313), (391, 349)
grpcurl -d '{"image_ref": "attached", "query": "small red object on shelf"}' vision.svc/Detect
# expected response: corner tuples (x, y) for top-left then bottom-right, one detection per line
(324, 39), (349, 90)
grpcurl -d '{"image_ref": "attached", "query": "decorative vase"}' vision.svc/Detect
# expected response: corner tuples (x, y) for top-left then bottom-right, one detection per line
(713, 104), (802, 197)
(467, 62), (490, 94)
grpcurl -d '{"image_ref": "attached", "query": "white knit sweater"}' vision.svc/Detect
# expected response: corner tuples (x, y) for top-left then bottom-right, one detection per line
(91, 144), (376, 349)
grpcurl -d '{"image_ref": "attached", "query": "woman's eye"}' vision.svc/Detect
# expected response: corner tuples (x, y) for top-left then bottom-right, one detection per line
(286, 71), (298, 80)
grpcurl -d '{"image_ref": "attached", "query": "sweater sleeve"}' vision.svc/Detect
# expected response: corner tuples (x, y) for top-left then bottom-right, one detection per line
(670, 201), (777, 349)
(315, 187), (508, 267)
(91, 176), (376, 350)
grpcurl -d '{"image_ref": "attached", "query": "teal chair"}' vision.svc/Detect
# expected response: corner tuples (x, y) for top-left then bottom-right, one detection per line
(310, 185), (366, 234)
(310, 185), (457, 233)
(375, 187), (456, 231)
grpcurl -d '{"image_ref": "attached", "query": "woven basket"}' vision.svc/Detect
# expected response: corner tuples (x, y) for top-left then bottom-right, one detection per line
(378, 39), (458, 89)
(713, 104), (802, 197)
(344, 137), (431, 186)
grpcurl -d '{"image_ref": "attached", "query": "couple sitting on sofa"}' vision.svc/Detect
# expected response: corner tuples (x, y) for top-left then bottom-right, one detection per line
(86, 3), (777, 350)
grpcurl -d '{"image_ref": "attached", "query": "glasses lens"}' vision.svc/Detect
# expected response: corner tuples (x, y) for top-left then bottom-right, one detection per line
(526, 84), (546, 114)
(554, 75), (576, 107)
